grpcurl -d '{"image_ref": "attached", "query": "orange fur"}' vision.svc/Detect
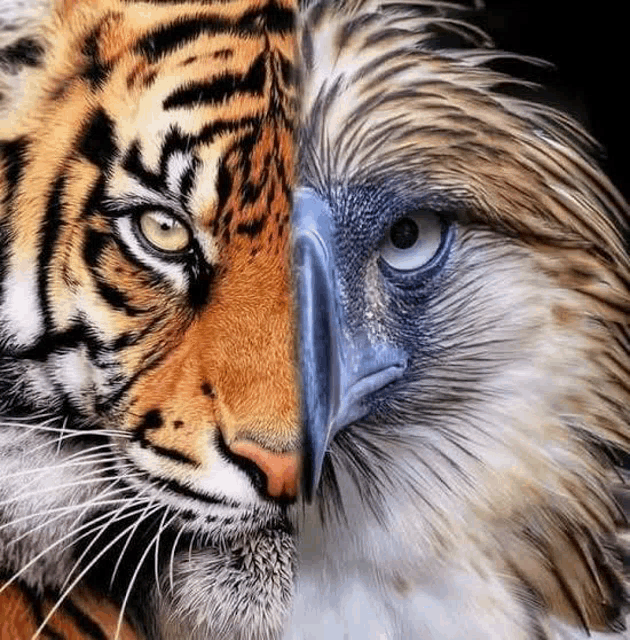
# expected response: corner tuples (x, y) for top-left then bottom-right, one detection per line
(0, 0), (299, 634)
(0, 584), (141, 640)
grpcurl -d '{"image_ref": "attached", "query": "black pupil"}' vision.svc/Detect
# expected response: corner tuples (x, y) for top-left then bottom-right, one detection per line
(390, 217), (419, 250)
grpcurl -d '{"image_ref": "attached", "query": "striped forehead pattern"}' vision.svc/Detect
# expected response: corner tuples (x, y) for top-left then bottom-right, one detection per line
(0, 0), (299, 411)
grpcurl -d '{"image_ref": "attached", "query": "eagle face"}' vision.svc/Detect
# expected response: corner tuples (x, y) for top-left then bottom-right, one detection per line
(288, 1), (630, 638)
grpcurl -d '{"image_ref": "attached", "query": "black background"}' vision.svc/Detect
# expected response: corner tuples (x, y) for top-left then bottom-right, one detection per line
(474, 1), (627, 202)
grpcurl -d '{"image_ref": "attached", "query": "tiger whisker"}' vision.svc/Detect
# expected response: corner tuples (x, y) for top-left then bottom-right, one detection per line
(60, 487), (154, 594)
(0, 469), (122, 509)
(31, 504), (165, 640)
(54, 500), (160, 596)
(0, 497), (148, 596)
(188, 529), (196, 562)
(63, 442), (117, 460)
(0, 415), (63, 429)
(0, 453), (119, 481)
(0, 485), (131, 535)
(168, 522), (186, 594)
(6, 478), (141, 547)
(115, 511), (178, 640)
(23, 431), (129, 459)
(62, 476), (135, 539)
(12, 435), (121, 463)
(108, 496), (159, 590)
(13, 457), (120, 495)
(153, 507), (171, 600)
(55, 415), (69, 454)
(0, 418), (130, 439)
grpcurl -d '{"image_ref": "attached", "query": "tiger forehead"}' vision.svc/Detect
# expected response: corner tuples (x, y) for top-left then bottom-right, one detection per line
(68, 0), (298, 256)
(206, 124), (293, 245)
(160, 123), (293, 256)
(111, 97), (294, 255)
(51, 0), (298, 94)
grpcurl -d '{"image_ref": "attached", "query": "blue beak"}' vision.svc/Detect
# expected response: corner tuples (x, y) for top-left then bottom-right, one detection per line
(293, 190), (408, 500)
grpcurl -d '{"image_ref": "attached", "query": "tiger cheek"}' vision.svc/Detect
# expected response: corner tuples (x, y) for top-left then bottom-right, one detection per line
(122, 248), (299, 481)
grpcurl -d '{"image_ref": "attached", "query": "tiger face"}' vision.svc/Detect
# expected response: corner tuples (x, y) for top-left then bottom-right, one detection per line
(0, 0), (300, 636)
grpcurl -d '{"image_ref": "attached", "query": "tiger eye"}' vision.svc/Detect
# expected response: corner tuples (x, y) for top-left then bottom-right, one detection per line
(139, 211), (190, 253)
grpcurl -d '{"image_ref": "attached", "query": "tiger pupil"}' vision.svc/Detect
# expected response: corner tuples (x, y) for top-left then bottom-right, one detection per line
(390, 217), (419, 249)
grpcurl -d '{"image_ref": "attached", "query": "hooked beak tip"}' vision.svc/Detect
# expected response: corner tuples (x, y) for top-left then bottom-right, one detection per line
(293, 189), (409, 502)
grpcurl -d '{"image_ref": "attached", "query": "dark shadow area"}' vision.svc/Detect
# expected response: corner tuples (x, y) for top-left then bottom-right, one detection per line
(475, 1), (627, 202)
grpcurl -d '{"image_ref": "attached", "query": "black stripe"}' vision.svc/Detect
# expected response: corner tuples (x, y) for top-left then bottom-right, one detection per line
(122, 126), (198, 193)
(230, 0), (296, 34)
(112, 327), (148, 351)
(83, 232), (153, 316)
(214, 428), (268, 499)
(0, 137), (30, 204)
(38, 176), (66, 332)
(15, 322), (107, 362)
(237, 217), (266, 237)
(0, 37), (44, 70)
(135, 1), (295, 63)
(160, 474), (240, 507)
(179, 160), (198, 206)
(213, 128), (269, 217)
(185, 256), (214, 309)
(95, 347), (169, 412)
(233, 130), (257, 180)
(163, 52), (267, 110)
(53, 593), (109, 640)
(93, 279), (147, 316)
(80, 174), (106, 219)
(11, 315), (152, 367)
(120, 118), (259, 196)
(122, 140), (164, 191)
(0, 137), (29, 297)
(278, 52), (297, 87)
(131, 407), (163, 441)
(274, 139), (292, 196)
(197, 116), (261, 143)
(84, 229), (110, 269)
(81, 25), (113, 89)
(146, 443), (200, 466)
(14, 327), (85, 361)
(136, 17), (236, 63)
(241, 167), (268, 206)
(79, 109), (117, 170)
(215, 162), (233, 218)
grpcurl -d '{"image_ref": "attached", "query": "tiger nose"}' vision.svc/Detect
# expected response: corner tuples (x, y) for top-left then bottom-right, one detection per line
(229, 440), (300, 501)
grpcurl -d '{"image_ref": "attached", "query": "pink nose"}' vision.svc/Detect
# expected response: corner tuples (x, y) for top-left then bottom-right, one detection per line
(228, 440), (300, 500)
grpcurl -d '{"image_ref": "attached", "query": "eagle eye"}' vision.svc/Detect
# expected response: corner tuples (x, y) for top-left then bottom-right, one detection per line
(379, 211), (446, 272)
(390, 217), (419, 249)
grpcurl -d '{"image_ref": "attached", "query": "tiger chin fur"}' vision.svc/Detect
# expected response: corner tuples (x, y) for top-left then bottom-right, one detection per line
(0, 0), (300, 638)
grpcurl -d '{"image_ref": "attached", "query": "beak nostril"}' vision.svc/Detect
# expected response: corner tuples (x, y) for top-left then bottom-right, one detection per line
(227, 439), (300, 502)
